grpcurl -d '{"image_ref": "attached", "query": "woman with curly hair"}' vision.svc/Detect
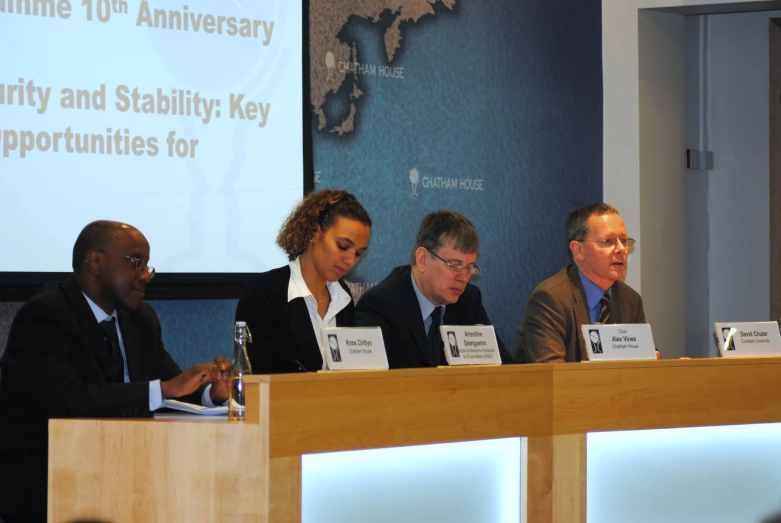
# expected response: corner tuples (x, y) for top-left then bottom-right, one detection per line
(235, 189), (372, 373)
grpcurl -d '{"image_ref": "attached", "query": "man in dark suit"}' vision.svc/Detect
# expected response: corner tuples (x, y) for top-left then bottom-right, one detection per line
(512, 203), (645, 363)
(355, 211), (511, 368)
(0, 220), (229, 523)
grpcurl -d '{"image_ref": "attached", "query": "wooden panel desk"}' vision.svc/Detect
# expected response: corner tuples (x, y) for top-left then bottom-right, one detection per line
(48, 358), (781, 522)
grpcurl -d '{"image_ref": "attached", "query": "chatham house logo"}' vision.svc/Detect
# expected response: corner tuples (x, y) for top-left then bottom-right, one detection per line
(409, 168), (420, 196)
(325, 51), (336, 81)
(407, 166), (485, 197)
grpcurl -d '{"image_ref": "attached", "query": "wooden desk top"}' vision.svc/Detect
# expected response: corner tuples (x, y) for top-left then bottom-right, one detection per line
(50, 358), (781, 457)
(47, 358), (781, 523)
(235, 357), (781, 457)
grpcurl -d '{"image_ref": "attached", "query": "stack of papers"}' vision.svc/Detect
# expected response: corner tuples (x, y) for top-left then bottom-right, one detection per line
(160, 399), (228, 416)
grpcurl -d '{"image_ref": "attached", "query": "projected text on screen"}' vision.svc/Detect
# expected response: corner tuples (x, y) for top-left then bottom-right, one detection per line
(0, 0), (304, 274)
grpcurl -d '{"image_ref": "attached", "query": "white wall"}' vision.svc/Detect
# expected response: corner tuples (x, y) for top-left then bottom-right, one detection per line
(704, 11), (776, 342)
(684, 16), (713, 359)
(684, 10), (776, 357)
(603, 0), (772, 357)
(638, 10), (687, 358)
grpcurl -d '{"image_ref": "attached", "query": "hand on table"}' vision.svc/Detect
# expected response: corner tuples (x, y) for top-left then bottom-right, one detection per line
(161, 362), (218, 399)
(208, 356), (231, 404)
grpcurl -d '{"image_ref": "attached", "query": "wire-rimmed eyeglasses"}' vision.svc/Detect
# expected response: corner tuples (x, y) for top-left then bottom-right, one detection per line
(427, 249), (481, 276)
(97, 250), (156, 280)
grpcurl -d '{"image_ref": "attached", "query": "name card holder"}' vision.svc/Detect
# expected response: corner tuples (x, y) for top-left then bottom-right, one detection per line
(439, 325), (502, 366)
(322, 327), (389, 370)
(713, 322), (781, 357)
(580, 324), (656, 361)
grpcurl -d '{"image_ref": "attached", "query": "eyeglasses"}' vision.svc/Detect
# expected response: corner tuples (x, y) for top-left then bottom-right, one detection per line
(427, 249), (481, 275)
(578, 238), (636, 249)
(98, 250), (156, 280)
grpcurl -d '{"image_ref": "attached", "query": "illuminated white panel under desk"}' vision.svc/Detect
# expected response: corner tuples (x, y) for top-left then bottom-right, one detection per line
(588, 424), (781, 523)
(46, 359), (781, 522)
(302, 438), (522, 523)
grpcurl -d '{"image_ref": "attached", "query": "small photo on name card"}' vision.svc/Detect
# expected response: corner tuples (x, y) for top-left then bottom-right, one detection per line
(322, 327), (389, 370)
(713, 322), (781, 357)
(580, 324), (656, 361)
(439, 325), (502, 366)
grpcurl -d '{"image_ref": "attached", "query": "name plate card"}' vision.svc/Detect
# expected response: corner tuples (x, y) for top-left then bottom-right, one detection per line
(322, 327), (389, 370)
(580, 324), (656, 361)
(439, 325), (502, 366)
(713, 322), (781, 357)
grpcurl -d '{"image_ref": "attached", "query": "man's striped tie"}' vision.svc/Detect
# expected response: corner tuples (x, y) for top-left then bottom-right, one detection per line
(598, 293), (610, 324)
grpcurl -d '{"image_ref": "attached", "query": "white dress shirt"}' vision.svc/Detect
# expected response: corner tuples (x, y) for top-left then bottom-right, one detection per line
(288, 257), (352, 370)
(410, 271), (444, 334)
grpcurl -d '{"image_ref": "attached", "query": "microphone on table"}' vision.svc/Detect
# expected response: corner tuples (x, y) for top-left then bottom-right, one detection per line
(285, 352), (312, 373)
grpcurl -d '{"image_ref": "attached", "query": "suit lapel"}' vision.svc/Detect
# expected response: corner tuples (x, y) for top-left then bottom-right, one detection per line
(567, 266), (592, 361)
(62, 279), (115, 381)
(407, 304), (431, 366)
(287, 298), (324, 370)
(398, 272), (431, 367)
(611, 283), (630, 324)
(572, 293), (591, 361)
(117, 309), (139, 381)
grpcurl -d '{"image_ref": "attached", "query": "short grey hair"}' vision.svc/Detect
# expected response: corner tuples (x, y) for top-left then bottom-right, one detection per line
(566, 203), (620, 243)
(412, 210), (479, 264)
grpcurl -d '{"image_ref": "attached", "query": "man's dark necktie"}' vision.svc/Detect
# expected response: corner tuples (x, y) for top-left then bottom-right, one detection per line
(99, 317), (125, 383)
(598, 293), (611, 324)
(428, 307), (443, 366)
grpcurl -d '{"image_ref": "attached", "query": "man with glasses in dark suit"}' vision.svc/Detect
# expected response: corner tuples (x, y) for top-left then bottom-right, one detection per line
(0, 220), (229, 523)
(512, 203), (646, 363)
(355, 210), (512, 368)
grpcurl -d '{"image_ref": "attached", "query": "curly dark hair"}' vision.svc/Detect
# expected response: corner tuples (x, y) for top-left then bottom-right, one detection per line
(276, 189), (372, 261)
